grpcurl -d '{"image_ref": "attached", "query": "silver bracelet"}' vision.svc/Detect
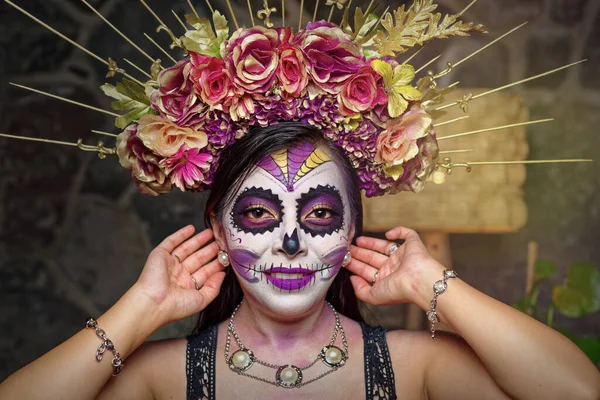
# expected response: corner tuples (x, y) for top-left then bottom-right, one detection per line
(426, 269), (457, 339)
(85, 318), (124, 375)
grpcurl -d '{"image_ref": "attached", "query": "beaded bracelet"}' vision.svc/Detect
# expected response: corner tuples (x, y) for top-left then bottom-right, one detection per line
(85, 318), (124, 375)
(426, 269), (458, 339)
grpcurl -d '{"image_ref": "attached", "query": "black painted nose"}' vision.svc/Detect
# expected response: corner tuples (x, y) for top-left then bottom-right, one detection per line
(282, 229), (300, 256)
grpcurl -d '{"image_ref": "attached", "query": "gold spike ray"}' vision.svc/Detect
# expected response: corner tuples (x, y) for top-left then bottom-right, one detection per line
(415, 54), (441, 74)
(452, 22), (527, 70)
(433, 115), (469, 127)
(468, 159), (593, 166)
(9, 83), (120, 117)
(186, 0), (200, 17)
(3, 0), (142, 85)
(298, 0), (305, 31)
(225, 0), (240, 30)
(313, 0), (320, 21)
(0, 133), (116, 159)
(437, 118), (554, 141)
(439, 149), (474, 154)
(205, 0), (215, 14)
(172, 10), (188, 31)
(458, 0), (478, 16)
(123, 59), (152, 79)
(247, 0), (256, 26)
(433, 60), (586, 112)
(143, 33), (176, 63)
(282, 0), (285, 26)
(80, 0), (155, 63)
(92, 130), (118, 138)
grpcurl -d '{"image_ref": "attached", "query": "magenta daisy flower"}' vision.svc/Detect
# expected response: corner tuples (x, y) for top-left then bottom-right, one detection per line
(160, 146), (214, 191)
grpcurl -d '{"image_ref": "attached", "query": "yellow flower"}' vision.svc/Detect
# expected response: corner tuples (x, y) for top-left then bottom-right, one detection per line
(370, 60), (422, 118)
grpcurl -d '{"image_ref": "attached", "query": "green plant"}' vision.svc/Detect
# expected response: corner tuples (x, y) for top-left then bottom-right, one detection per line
(513, 260), (600, 365)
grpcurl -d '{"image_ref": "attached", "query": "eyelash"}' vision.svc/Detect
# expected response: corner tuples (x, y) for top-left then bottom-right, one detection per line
(303, 203), (337, 219)
(242, 204), (278, 218)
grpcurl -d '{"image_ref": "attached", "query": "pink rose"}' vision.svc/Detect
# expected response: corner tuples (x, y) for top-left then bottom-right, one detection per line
(375, 106), (433, 169)
(295, 22), (365, 95)
(338, 65), (387, 116)
(150, 60), (204, 126)
(277, 44), (309, 98)
(190, 53), (236, 110)
(223, 26), (279, 93)
(136, 115), (208, 157)
(116, 124), (173, 196)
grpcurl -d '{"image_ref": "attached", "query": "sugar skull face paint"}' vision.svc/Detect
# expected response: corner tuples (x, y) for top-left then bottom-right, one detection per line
(218, 143), (354, 315)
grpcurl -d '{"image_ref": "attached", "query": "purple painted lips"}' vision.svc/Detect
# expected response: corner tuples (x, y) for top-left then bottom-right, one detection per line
(263, 266), (316, 290)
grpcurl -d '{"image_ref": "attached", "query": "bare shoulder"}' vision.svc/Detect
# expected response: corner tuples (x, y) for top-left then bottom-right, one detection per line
(98, 337), (188, 400)
(386, 330), (509, 400)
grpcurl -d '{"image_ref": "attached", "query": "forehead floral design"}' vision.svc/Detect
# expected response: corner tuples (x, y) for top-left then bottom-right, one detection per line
(1, 0), (590, 197)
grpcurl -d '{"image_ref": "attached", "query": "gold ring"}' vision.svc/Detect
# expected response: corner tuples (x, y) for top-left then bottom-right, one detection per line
(370, 271), (379, 286)
(191, 276), (200, 291)
(171, 253), (182, 263)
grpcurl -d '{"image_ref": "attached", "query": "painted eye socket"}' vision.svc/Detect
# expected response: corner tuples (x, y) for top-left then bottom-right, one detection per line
(296, 185), (345, 237)
(231, 187), (283, 235)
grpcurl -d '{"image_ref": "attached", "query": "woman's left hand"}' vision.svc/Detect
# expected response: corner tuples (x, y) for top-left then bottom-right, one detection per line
(346, 226), (445, 308)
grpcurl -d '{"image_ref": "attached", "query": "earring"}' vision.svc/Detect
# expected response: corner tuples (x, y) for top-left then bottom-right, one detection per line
(342, 250), (351, 267)
(218, 250), (230, 267)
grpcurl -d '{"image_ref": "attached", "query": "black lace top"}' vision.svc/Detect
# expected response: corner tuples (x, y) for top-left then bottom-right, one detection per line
(186, 321), (396, 399)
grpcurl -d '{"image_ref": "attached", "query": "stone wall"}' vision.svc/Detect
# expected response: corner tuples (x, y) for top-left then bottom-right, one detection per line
(0, 0), (598, 380)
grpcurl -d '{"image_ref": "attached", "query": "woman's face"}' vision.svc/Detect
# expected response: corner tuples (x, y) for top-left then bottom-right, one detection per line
(216, 142), (354, 316)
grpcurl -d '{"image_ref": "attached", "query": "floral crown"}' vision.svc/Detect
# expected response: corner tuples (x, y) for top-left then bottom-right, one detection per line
(2, 0), (589, 197)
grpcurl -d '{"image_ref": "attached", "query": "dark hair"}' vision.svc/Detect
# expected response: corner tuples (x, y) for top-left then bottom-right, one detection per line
(193, 122), (364, 333)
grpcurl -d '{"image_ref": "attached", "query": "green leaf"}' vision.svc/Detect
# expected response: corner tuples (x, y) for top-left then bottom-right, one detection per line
(572, 336), (600, 366)
(552, 262), (600, 317)
(182, 11), (229, 57)
(534, 259), (557, 282)
(101, 78), (153, 129)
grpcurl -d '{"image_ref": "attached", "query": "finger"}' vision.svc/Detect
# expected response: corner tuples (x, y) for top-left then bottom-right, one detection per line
(157, 225), (195, 253)
(349, 275), (377, 305)
(345, 256), (379, 282)
(196, 271), (226, 308)
(385, 226), (419, 243)
(350, 244), (388, 267)
(191, 259), (226, 286)
(356, 236), (401, 256)
(171, 229), (214, 261)
(185, 242), (220, 274)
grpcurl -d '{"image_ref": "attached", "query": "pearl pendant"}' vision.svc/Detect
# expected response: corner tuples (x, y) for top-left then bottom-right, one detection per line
(218, 251), (230, 267)
(320, 345), (347, 368)
(342, 251), (351, 267)
(276, 365), (302, 388)
(228, 349), (255, 372)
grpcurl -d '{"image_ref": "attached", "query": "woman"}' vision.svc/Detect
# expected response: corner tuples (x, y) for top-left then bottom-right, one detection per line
(0, 123), (598, 400)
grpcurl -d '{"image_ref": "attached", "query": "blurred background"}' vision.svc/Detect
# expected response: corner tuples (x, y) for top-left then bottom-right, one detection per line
(0, 0), (598, 379)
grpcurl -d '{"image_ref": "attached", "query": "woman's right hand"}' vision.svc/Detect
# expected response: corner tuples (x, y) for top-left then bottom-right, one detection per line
(132, 225), (227, 325)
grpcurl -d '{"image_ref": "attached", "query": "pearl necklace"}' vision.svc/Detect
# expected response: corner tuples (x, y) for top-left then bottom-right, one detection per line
(225, 301), (349, 389)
